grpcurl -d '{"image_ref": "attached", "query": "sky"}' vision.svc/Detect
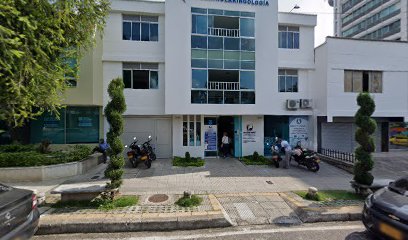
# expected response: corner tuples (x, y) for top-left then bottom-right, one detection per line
(278, 0), (334, 46)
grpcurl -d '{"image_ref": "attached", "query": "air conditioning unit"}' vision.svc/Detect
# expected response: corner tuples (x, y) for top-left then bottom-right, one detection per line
(300, 99), (313, 109)
(286, 99), (300, 110)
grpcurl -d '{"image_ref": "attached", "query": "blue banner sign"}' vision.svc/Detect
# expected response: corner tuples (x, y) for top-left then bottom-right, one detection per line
(204, 0), (269, 7)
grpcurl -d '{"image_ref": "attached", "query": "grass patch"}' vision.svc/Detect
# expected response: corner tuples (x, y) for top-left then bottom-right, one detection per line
(0, 145), (92, 167)
(175, 195), (203, 207)
(294, 190), (365, 202)
(173, 156), (205, 167)
(52, 196), (139, 211)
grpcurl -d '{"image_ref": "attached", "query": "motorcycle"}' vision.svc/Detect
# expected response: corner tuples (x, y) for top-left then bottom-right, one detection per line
(125, 137), (152, 169)
(270, 141), (282, 168)
(143, 136), (156, 161)
(290, 143), (320, 172)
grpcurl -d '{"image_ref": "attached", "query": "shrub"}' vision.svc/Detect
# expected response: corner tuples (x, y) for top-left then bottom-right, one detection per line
(175, 195), (202, 207)
(38, 139), (51, 153)
(172, 156), (205, 167)
(242, 153), (269, 165)
(185, 151), (191, 161)
(0, 144), (36, 153)
(353, 93), (376, 186)
(104, 78), (126, 190)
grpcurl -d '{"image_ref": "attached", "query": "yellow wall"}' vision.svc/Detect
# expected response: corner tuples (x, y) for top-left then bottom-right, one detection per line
(63, 36), (103, 106)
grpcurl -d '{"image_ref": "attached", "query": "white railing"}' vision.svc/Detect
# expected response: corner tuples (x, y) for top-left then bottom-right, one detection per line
(208, 82), (240, 90)
(208, 27), (240, 37)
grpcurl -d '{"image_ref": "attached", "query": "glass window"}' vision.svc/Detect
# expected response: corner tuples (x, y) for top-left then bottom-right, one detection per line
(240, 12), (255, 18)
(208, 37), (223, 49)
(224, 91), (240, 104)
(279, 25), (299, 49)
(241, 51), (255, 61)
(192, 36), (207, 49)
(208, 60), (223, 69)
(344, 71), (353, 92)
(196, 15), (208, 34)
(224, 38), (240, 50)
(150, 71), (158, 89)
(66, 107), (99, 143)
(344, 70), (382, 93)
(30, 109), (66, 144)
(192, 69), (207, 89)
(278, 69), (298, 92)
(240, 71), (255, 89)
(141, 23), (150, 41)
(189, 121), (195, 146)
(150, 23), (158, 41)
(192, 49), (207, 59)
(208, 91), (223, 104)
(192, 8), (207, 14)
(241, 91), (255, 104)
(191, 59), (207, 68)
(241, 38), (255, 51)
(224, 60), (240, 69)
(294, 32), (299, 49)
(191, 90), (208, 104)
(123, 22), (131, 40)
(224, 51), (240, 60)
(208, 50), (223, 59)
(196, 119), (201, 146)
(241, 61), (255, 70)
(288, 32), (294, 49)
(183, 121), (188, 146)
(123, 70), (132, 88)
(240, 18), (255, 37)
(131, 22), (141, 41)
(133, 70), (149, 89)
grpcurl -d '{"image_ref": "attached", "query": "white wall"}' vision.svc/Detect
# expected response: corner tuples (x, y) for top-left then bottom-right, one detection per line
(172, 115), (205, 158)
(323, 38), (408, 120)
(242, 115), (264, 156)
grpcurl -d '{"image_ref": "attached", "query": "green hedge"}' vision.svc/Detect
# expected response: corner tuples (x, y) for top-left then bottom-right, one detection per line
(173, 156), (205, 167)
(0, 144), (37, 153)
(242, 152), (270, 165)
(0, 145), (92, 167)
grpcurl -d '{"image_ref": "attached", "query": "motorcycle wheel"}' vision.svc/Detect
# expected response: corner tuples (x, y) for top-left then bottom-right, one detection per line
(274, 161), (280, 168)
(131, 159), (138, 168)
(307, 162), (320, 172)
(145, 160), (152, 169)
(150, 153), (157, 161)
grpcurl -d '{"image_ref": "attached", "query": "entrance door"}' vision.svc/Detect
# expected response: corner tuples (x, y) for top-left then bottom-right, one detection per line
(218, 116), (234, 157)
(122, 117), (172, 158)
(234, 116), (242, 157)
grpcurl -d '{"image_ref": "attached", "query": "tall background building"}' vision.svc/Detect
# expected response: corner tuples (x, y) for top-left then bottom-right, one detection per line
(330, 0), (408, 40)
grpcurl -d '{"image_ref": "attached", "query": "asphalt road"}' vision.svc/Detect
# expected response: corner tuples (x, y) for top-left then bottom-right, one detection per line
(32, 221), (371, 240)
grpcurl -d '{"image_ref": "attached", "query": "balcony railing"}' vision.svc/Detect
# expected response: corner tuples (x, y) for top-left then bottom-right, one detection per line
(208, 27), (240, 37)
(208, 82), (240, 90)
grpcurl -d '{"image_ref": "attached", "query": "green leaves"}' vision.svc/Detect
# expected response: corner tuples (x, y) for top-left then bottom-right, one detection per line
(0, 0), (110, 127)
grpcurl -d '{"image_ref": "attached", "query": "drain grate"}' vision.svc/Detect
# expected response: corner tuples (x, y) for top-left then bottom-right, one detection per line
(148, 194), (169, 203)
(266, 181), (273, 185)
(91, 175), (100, 180)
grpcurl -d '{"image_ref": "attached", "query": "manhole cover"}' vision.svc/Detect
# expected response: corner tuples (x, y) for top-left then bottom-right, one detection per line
(148, 194), (169, 203)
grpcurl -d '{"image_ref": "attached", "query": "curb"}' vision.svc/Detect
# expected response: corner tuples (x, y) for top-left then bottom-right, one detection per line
(279, 192), (362, 223)
(36, 213), (232, 235)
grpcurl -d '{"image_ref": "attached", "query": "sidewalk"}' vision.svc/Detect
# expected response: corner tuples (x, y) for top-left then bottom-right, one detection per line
(37, 194), (231, 235)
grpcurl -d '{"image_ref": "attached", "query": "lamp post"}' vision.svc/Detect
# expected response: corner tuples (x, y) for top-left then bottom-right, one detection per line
(290, 4), (300, 12)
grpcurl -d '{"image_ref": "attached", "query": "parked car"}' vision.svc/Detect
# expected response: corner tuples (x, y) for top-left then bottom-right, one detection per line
(362, 176), (408, 239)
(390, 136), (408, 146)
(0, 184), (40, 240)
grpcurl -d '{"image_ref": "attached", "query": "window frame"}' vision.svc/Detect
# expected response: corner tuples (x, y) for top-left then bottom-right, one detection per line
(344, 70), (383, 93)
(278, 69), (299, 93)
(122, 15), (159, 42)
(278, 25), (300, 49)
(183, 115), (201, 147)
(122, 63), (159, 90)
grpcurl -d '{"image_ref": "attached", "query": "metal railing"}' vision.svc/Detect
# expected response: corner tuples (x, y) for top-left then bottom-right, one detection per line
(208, 27), (240, 37)
(318, 148), (356, 164)
(208, 82), (240, 90)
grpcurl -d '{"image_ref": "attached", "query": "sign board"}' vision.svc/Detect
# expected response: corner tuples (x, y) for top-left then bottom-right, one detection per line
(204, 124), (217, 151)
(243, 123), (256, 143)
(78, 117), (93, 127)
(202, 0), (269, 6)
(289, 116), (309, 147)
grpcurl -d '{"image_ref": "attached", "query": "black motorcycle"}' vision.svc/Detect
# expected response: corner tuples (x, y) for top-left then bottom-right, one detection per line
(143, 136), (156, 161)
(125, 137), (152, 168)
(290, 145), (320, 172)
(270, 141), (282, 168)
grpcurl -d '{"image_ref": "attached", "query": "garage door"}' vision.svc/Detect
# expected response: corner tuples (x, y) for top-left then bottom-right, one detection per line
(122, 117), (172, 158)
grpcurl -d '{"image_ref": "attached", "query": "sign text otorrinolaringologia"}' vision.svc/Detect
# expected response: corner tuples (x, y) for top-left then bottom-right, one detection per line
(203, 0), (269, 7)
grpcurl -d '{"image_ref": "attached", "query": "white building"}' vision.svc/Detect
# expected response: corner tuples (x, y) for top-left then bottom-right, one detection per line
(313, 37), (408, 153)
(331, 0), (408, 41)
(100, 0), (408, 158)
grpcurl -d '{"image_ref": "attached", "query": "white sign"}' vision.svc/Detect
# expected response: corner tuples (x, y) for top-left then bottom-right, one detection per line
(289, 117), (309, 147)
(243, 123), (256, 143)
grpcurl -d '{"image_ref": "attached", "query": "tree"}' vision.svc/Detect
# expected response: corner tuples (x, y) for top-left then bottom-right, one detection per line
(104, 78), (126, 190)
(353, 93), (376, 186)
(0, 0), (110, 127)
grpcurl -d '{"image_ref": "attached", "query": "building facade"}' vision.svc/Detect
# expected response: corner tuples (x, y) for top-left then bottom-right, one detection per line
(331, 0), (408, 41)
(102, 0), (317, 158)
